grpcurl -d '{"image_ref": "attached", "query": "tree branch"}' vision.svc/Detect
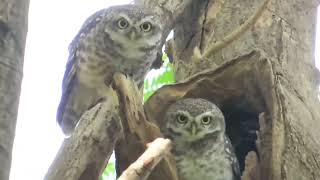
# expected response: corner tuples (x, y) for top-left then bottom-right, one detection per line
(44, 93), (121, 180)
(112, 73), (178, 180)
(199, 0), (271, 60)
(118, 138), (172, 180)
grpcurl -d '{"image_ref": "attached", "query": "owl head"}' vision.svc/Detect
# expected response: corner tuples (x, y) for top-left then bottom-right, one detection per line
(94, 5), (162, 53)
(96, 5), (162, 49)
(164, 98), (226, 143)
(71, 5), (163, 57)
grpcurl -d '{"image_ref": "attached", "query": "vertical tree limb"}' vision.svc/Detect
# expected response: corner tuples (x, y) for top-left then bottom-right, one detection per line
(0, 0), (29, 179)
(113, 73), (178, 180)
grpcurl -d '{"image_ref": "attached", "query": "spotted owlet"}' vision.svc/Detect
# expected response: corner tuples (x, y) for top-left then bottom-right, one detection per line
(57, 5), (163, 135)
(164, 98), (241, 180)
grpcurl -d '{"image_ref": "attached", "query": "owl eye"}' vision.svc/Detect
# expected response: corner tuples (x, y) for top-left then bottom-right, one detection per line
(201, 116), (212, 125)
(117, 18), (129, 29)
(176, 114), (188, 124)
(140, 22), (152, 32)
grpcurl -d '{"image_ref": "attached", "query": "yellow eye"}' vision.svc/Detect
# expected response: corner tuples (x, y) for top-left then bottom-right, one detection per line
(117, 18), (128, 29)
(140, 22), (152, 32)
(201, 116), (212, 125)
(176, 114), (188, 124)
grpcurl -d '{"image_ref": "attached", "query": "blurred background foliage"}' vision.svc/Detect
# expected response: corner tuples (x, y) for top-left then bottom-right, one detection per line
(100, 53), (175, 180)
(143, 54), (175, 101)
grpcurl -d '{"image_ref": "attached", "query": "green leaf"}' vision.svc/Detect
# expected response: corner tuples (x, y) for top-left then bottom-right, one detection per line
(143, 54), (175, 101)
(100, 162), (115, 180)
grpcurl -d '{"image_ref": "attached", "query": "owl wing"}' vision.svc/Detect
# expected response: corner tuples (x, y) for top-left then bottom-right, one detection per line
(225, 136), (241, 180)
(56, 44), (78, 126)
(56, 9), (108, 126)
(151, 51), (163, 69)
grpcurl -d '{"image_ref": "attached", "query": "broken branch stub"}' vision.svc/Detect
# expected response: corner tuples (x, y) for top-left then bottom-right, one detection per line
(112, 73), (178, 180)
(45, 91), (122, 180)
(118, 138), (173, 180)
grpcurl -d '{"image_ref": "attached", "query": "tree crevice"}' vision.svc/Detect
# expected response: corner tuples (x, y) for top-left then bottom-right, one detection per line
(199, 0), (210, 52)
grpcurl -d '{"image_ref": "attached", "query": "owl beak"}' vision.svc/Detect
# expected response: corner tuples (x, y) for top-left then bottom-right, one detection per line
(191, 122), (197, 136)
(129, 29), (137, 40)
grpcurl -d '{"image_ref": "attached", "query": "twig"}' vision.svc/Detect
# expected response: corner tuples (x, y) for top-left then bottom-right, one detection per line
(196, 0), (271, 61)
(118, 138), (173, 180)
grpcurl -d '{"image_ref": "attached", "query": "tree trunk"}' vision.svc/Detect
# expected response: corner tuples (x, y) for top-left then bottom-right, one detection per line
(0, 0), (29, 179)
(143, 0), (320, 179)
(172, 0), (320, 179)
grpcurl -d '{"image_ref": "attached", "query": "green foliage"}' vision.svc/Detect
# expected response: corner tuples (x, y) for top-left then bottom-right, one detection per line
(101, 53), (175, 180)
(143, 54), (175, 101)
(99, 162), (116, 180)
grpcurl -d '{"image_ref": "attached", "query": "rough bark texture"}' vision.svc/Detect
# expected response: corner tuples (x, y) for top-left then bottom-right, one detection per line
(0, 0), (29, 179)
(44, 92), (121, 180)
(143, 0), (320, 180)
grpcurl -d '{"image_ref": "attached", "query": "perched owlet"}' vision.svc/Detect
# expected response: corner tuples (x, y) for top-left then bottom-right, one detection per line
(164, 98), (241, 180)
(57, 5), (163, 135)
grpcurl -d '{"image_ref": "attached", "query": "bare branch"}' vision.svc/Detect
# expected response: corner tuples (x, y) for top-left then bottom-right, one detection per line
(200, 0), (271, 60)
(118, 138), (172, 180)
(44, 93), (121, 180)
(113, 73), (178, 180)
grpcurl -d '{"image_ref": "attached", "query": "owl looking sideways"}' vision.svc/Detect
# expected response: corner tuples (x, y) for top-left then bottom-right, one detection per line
(164, 98), (240, 180)
(57, 5), (163, 135)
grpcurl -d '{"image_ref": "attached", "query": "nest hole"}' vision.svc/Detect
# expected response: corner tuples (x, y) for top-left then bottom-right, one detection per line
(221, 103), (260, 173)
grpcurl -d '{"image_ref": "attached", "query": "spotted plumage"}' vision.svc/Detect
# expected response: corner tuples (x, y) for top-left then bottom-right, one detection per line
(57, 5), (163, 135)
(163, 98), (240, 180)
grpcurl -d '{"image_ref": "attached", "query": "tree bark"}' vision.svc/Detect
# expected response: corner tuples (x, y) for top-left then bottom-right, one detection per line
(44, 93), (121, 180)
(0, 0), (29, 179)
(170, 0), (320, 179)
(143, 0), (320, 180)
(113, 73), (178, 180)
